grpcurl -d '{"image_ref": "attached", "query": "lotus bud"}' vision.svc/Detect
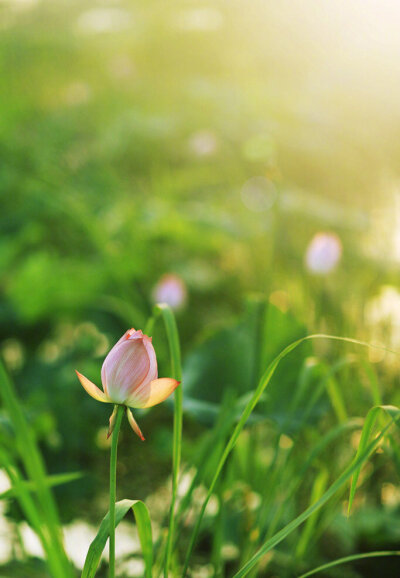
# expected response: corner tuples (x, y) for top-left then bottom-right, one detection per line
(76, 328), (180, 440)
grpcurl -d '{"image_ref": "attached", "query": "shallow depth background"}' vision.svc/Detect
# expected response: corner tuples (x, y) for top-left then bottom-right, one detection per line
(2, 0), (400, 575)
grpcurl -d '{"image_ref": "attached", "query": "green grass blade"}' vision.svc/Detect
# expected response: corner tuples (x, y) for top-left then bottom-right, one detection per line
(152, 303), (183, 577)
(233, 406), (400, 577)
(295, 468), (329, 559)
(0, 360), (74, 577)
(0, 447), (50, 560)
(181, 334), (397, 576)
(298, 550), (400, 578)
(0, 471), (83, 500)
(347, 405), (400, 515)
(81, 499), (153, 578)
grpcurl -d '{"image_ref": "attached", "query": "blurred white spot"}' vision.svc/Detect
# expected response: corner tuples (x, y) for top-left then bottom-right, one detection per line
(0, 471), (11, 494)
(305, 232), (342, 274)
(191, 564), (214, 578)
(188, 130), (218, 157)
(5, 0), (37, 7)
(365, 285), (400, 349)
(174, 8), (223, 32)
(381, 483), (400, 507)
(206, 495), (219, 516)
(20, 522), (44, 558)
(152, 274), (187, 311)
(63, 82), (91, 106)
(77, 9), (132, 34)
(64, 520), (97, 569)
(119, 557), (145, 577)
(177, 468), (195, 498)
(0, 500), (12, 564)
(241, 176), (277, 212)
(221, 542), (240, 560)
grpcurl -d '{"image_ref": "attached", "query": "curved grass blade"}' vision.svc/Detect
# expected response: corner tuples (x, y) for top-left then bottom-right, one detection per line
(347, 405), (399, 515)
(81, 499), (153, 578)
(181, 335), (397, 576)
(233, 406), (400, 577)
(298, 550), (400, 578)
(151, 303), (183, 577)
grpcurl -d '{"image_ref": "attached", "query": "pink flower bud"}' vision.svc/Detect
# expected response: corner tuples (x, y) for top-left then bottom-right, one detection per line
(305, 232), (342, 275)
(75, 328), (180, 440)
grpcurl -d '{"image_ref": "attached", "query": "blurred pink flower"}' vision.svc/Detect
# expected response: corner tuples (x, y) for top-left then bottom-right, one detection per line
(152, 274), (187, 311)
(76, 329), (180, 440)
(305, 232), (342, 274)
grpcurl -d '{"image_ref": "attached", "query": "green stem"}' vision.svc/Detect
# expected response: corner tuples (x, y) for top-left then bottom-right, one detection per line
(152, 304), (183, 577)
(109, 405), (125, 578)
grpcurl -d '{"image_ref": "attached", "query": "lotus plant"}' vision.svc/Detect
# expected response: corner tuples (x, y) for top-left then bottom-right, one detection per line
(76, 328), (180, 577)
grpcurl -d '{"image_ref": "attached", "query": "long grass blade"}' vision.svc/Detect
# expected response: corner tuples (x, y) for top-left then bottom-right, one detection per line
(81, 499), (153, 578)
(152, 303), (183, 577)
(0, 471), (83, 500)
(298, 550), (400, 578)
(347, 404), (398, 515)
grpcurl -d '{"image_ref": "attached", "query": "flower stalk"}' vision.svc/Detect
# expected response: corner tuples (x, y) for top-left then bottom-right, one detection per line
(109, 404), (125, 578)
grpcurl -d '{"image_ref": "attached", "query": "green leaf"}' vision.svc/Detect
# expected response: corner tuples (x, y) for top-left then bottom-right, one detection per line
(81, 499), (153, 578)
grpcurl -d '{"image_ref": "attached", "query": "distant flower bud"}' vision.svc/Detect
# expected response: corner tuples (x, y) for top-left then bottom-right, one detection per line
(305, 232), (342, 274)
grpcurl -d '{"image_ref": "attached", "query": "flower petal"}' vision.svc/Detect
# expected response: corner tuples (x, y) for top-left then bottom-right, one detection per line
(128, 378), (180, 409)
(127, 408), (145, 441)
(101, 339), (150, 403)
(107, 406), (118, 439)
(75, 371), (110, 403)
(101, 329), (136, 394)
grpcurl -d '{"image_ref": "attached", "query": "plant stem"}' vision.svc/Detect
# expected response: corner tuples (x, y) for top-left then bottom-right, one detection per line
(153, 304), (182, 578)
(109, 405), (125, 578)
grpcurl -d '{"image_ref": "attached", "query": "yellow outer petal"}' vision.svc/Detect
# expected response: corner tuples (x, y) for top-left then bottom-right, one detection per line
(127, 409), (145, 441)
(133, 378), (180, 409)
(75, 370), (110, 403)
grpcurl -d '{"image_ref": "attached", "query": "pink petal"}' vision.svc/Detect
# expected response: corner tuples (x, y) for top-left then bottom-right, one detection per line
(101, 339), (150, 403)
(127, 408), (145, 441)
(75, 371), (110, 403)
(101, 329), (136, 394)
(128, 378), (180, 409)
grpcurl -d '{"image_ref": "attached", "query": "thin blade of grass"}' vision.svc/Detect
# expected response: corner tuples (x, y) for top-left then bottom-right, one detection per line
(0, 471), (83, 500)
(152, 303), (183, 578)
(181, 334), (397, 576)
(295, 468), (329, 559)
(81, 499), (153, 578)
(233, 405), (400, 577)
(347, 405), (398, 515)
(298, 550), (400, 578)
